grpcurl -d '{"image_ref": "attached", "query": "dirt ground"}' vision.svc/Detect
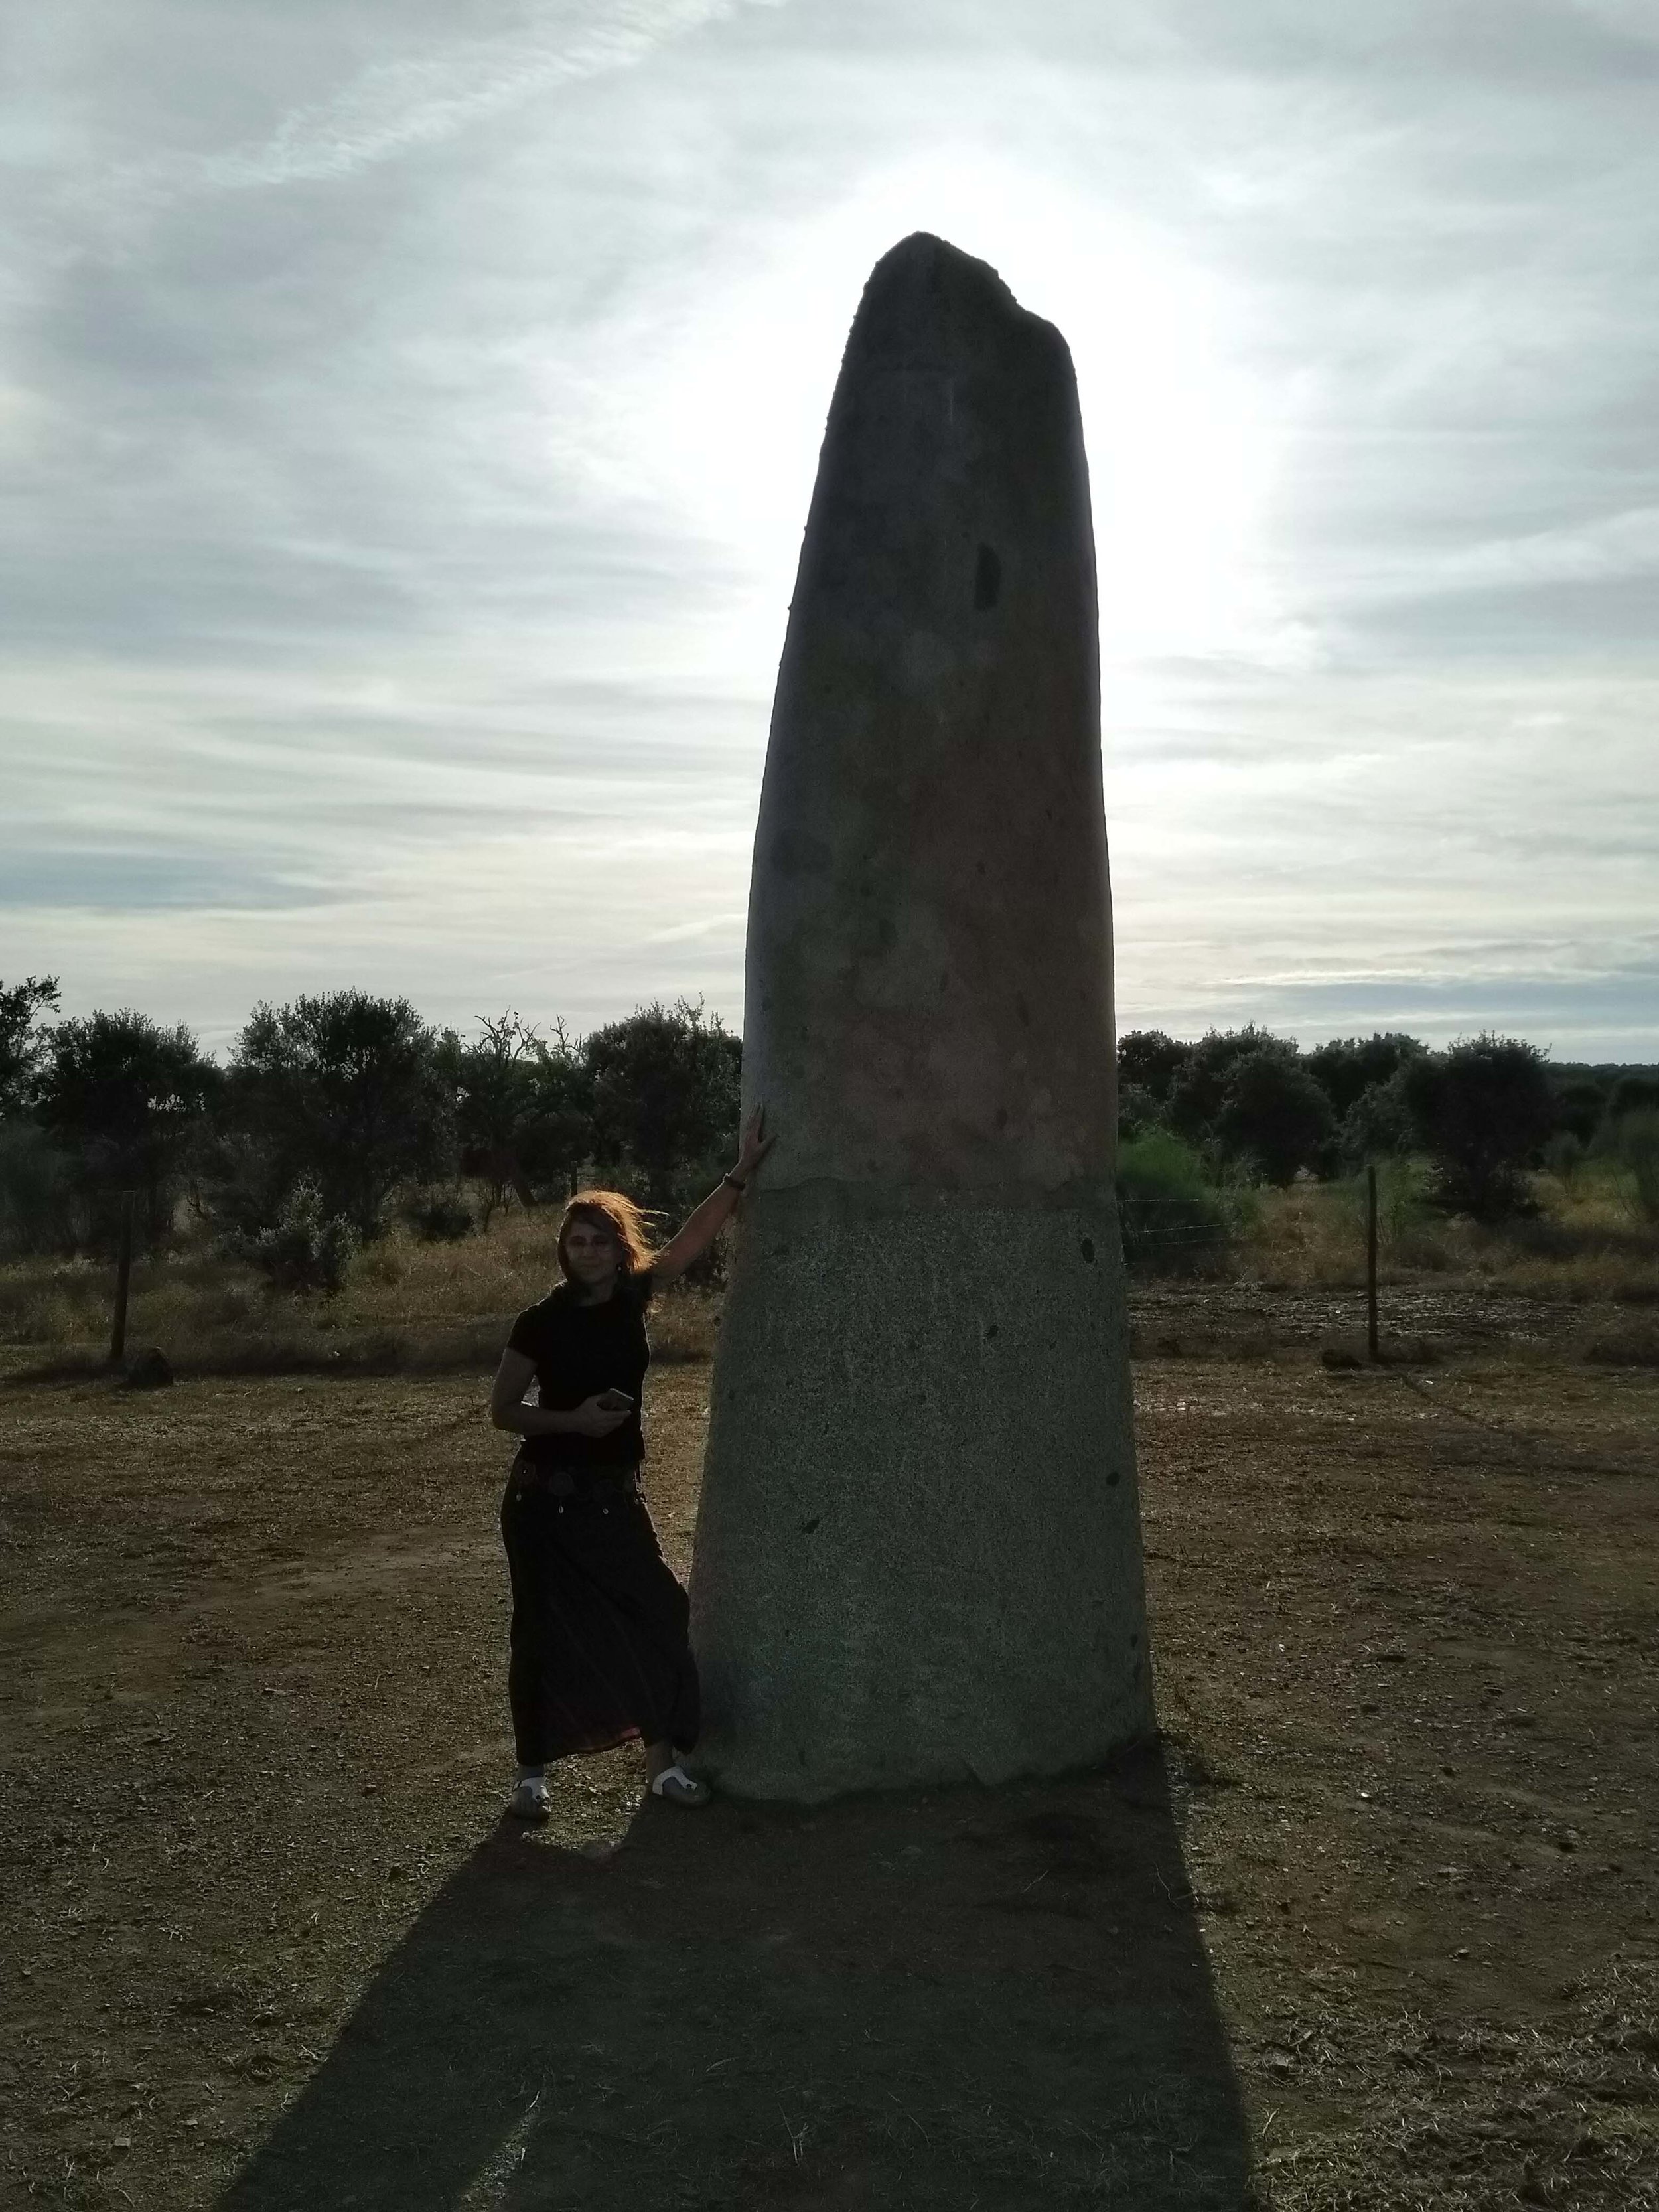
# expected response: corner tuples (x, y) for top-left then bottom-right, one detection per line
(2, 1288), (1656, 2210)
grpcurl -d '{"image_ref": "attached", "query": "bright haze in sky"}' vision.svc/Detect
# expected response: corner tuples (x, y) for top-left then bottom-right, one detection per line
(3, 0), (1656, 1058)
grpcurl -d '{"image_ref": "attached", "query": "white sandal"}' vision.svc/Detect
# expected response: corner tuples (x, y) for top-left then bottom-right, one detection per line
(508, 1776), (551, 1822)
(649, 1763), (709, 1807)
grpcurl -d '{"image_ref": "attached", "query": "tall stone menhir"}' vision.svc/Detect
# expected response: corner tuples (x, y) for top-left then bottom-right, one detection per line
(688, 233), (1154, 1799)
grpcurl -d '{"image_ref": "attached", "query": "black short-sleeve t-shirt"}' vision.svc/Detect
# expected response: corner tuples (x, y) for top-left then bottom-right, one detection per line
(506, 1273), (654, 1469)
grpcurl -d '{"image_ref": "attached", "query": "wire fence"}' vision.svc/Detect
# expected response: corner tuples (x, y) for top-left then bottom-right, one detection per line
(1119, 1172), (1384, 1353)
(1116, 1201), (1232, 1262)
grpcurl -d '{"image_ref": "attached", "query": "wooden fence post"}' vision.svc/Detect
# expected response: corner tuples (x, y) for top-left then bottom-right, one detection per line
(110, 1191), (135, 1368)
(1366, 1163), (1380, 1363)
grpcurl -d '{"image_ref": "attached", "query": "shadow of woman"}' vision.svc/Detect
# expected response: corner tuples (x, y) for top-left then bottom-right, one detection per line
(218, 1746), (1249, 2211)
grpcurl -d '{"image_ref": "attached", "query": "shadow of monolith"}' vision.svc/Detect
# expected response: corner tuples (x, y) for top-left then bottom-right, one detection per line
(218, 1751), (1248, 2211)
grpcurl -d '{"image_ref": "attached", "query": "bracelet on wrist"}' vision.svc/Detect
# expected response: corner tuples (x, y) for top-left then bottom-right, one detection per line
(722, 1172), (746, 1193)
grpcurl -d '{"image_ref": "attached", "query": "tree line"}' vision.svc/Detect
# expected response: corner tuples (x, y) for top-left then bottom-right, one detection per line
(0, 980), (739, 1282)
(2, 975), (1655, 1279)
(1117, 1025), (1659, 1220)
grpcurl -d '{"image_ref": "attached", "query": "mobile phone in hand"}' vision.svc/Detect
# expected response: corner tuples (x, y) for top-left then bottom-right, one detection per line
(596, 1390), (633, 1412)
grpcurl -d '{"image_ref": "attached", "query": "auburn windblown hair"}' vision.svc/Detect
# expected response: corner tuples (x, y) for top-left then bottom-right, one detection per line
(555, 1189), (657, 1284)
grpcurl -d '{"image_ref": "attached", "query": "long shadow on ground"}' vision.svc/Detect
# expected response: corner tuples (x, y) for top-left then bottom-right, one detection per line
(219, 1747), (1248, 2211)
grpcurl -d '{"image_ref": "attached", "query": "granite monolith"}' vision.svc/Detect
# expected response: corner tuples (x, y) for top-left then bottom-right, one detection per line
(687, 232), (1154, 1800)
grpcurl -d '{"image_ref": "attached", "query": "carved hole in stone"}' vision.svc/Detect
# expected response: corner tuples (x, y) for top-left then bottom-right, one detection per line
(985, 1322), (1000, 1339)
(800, 1514), (822, 1534)
(1080, 1236), (1096, 1263)
(974, 542), (1001, 609)
(1106, 1469), (1121, 1487)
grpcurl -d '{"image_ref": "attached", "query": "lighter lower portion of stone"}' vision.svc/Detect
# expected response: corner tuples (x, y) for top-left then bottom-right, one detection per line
(687, 1181), (1154, 1801)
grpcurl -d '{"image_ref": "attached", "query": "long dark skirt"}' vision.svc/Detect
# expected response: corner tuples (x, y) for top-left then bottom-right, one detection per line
(499, 1464), (700, 1766)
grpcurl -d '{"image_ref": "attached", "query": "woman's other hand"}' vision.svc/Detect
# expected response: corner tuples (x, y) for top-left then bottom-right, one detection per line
(570, 1393), (632, 1438)
(734, 1104), (775, 1183)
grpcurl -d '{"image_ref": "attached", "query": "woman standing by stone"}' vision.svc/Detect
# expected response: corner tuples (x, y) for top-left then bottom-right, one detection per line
(488, 1111), (770, 1819)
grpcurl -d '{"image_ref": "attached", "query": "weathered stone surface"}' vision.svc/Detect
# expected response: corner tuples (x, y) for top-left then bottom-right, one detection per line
(688, 232), (1153, 1801)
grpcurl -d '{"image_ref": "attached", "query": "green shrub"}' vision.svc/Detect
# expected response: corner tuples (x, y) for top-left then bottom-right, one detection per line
(222, 991), (454, 1241)
(0, 1123), (81, 1256)
(0, 976), (60, 1117)
(1543, 1130), (1585, 1183)
(1305, 1033), (1425, 1121)
(584, 999), (741, 1215)
(1403, 1034), (1555, 1219)
(1611, 1110), (1659, 1224)
(1116, 1132), (1230, 1273)
(1214, 1049), (1334, 1184)
(230, 1177), (357, 1295)
(443, 1011), (593, 1222)
(1116, 1030), (1190, 1106)
(1339, 1074), (1417, 1167)
(1116, 1082), (1165, 1142)
(1608, 1074), (1659, 1121)
(35, 1009), (220, 1252)
(1167, 1026), (1297, 1144)
(1332, 1155), (1435, 1244)
(1553, 1077), (1609, 1146)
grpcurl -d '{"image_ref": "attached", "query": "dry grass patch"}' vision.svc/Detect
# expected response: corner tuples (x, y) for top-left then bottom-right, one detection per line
(6, 1155), (1656, 1384)
(1251, 1960), (1659, 2211)
(1245, 1165), (1659, 1305)
(1577, 1315), (1659, 1368)
(0, 1211), (721, 1378)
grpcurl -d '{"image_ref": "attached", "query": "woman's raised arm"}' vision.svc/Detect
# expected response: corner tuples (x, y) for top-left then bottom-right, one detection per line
(652, 1106), (773, 1286)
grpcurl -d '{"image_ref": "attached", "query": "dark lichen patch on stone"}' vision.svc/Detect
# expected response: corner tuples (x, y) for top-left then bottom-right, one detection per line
(974, 542), (1002, 609)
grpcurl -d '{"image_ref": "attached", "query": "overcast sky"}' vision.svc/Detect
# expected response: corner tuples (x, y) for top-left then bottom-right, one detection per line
(3, 0), (1656, 1059)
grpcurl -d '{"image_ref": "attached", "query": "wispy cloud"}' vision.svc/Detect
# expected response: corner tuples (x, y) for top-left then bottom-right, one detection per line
(1402, 504), (1659, 594)
(118, 0), (781, 196)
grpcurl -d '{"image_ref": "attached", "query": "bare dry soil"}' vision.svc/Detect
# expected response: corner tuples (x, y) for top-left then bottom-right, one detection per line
(2, 1288), (1656, 2209)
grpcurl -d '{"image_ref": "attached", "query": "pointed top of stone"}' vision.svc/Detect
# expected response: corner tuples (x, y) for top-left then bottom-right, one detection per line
(865, 229), (1015, 300)
(740, 228), (1110, 1196)
(843, 232), (1068, 380)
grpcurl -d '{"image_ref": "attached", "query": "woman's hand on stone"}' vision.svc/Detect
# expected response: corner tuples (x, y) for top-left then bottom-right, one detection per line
(733, 1105), (774, 1182)
(571, 1394), (631, 1438)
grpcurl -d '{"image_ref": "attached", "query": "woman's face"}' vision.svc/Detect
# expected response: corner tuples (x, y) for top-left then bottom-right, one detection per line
(564, 1217), (621, 1291)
